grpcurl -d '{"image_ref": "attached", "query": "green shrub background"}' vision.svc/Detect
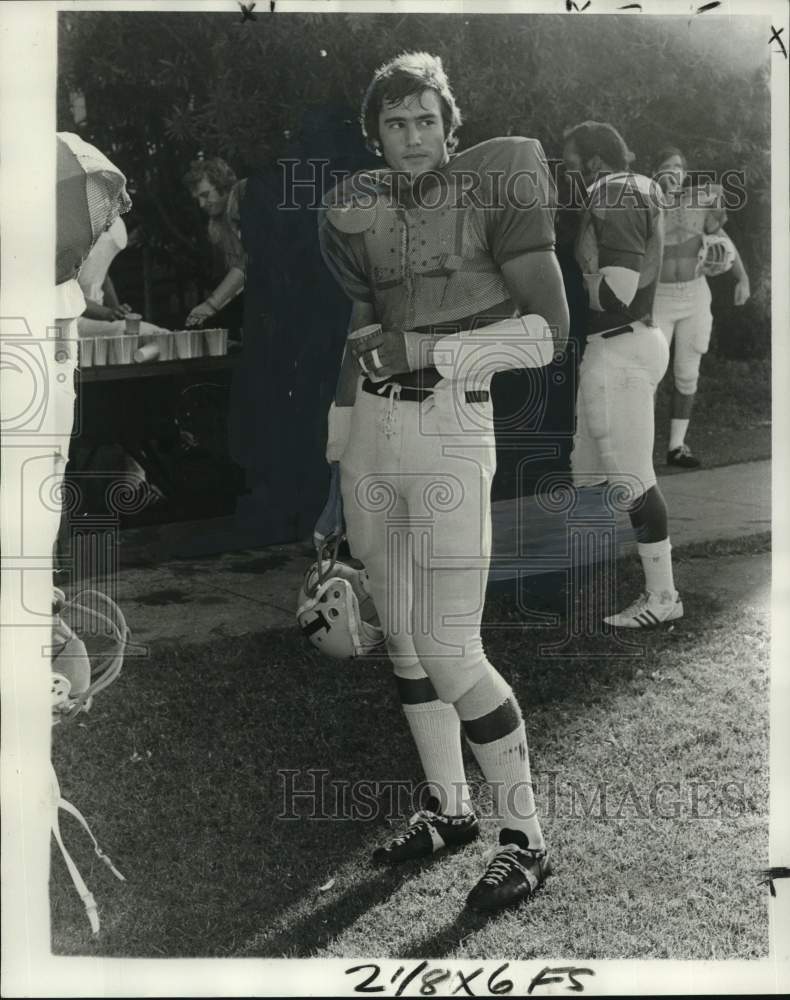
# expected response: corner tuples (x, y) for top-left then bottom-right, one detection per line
(58, 11), (771, 352)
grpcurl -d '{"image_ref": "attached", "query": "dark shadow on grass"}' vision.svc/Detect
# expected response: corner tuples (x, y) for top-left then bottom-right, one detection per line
(50, 550), (768, 957)
(240, 864), (411, 957)
(397, 909), (493, 960)
(50, 630), (424, 957)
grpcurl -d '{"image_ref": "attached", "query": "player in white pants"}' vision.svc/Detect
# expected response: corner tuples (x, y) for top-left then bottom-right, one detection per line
(562, 122), (682, 629)
(318, 52), (568, 913)
(652, 146), (751, 468)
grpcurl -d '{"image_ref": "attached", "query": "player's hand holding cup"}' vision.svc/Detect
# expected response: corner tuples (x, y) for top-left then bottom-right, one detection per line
(347, 323), (409, 382)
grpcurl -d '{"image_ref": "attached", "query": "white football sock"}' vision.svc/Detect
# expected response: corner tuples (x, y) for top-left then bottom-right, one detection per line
(669, 418), (689, 451)
(467, 722), (545, 851)
(638, 538), (676, 598)
(402, 700), (472, 817)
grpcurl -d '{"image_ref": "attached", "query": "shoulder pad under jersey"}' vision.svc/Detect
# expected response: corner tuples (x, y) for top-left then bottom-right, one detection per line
(589, 171), (662, 208)
(324, 170), (388, 234)
(684, 183), (724, 208)
(449, 135), (549, 178)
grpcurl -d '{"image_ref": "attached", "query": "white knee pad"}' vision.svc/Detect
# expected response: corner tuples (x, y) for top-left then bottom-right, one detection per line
(391, 653), (430, 683)
(674, 355), (701, 396)
(412, 629), (492, 704)
(453, 665), (514, 722)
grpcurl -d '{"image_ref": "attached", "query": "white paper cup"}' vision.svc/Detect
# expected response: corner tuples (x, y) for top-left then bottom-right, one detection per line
(134, 342), (160, 363)
(93, 335), (110, 365)
(109, 335), (136, 365)
(154, 330), (175, 361)
(78, 337), (94, 368)
(203, 328), (228, 356)
(174, 330), (193, 359)
(125, 312), (142, 336)
(347, 323), (388, 382)
(190, 330), (204, 357)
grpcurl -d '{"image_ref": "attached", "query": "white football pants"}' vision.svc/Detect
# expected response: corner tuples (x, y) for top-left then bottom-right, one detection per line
(652, 277), (712, 396)
(339, 378), (497, 704)
(571, 321), (669, 498)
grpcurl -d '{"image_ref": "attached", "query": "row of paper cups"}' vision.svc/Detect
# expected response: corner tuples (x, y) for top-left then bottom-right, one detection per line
(79, 328), (229, 368)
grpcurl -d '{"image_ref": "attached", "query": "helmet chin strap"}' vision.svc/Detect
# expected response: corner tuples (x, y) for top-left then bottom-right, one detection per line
(314, 535), (343, 591)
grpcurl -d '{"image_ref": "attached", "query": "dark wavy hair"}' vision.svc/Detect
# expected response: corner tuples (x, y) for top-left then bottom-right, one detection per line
(652, 145), (688, 186)
(182, 157), (237, 195)
(361, 51), (463, 154)
(563, 121), (632, 172)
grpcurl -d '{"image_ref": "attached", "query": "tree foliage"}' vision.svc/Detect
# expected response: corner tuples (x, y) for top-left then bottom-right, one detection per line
(58, 10), (771, 345)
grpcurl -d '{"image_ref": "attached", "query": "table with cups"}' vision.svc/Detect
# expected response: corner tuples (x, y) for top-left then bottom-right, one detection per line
(79, 315), (231, 379)
(69, 321), (241, 523)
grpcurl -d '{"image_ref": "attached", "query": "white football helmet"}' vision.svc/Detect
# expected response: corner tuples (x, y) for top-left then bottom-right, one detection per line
(296, 550), (385, 659)
(51, 587), (130, 724)
(697, 232), (736, 277)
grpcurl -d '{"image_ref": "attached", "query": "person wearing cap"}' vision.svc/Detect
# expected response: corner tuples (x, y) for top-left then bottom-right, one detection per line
(55, 132), (131, 427)
(48, 132), (131, 547)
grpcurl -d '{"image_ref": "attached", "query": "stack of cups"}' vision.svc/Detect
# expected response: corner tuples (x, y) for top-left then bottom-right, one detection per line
(78, 337), (95, 369)
(154, 329), (175, 361)
(93, 334), (110, 366)
(203, 328), (229, 356)
(109, 335), (136, 365)
(174, 330), (191, 359)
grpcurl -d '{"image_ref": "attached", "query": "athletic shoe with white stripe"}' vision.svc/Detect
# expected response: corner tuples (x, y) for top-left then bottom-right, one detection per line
(466, 829), (552, 913)
(604, 590), (683, 628)
(667, 444), (701, 469)
(372, 799), (479, 865)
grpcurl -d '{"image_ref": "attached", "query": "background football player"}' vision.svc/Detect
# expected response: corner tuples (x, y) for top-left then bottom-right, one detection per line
(562, 121), (682, 629)
(651, 146), (751, 468)
(316, 52), (569, 913)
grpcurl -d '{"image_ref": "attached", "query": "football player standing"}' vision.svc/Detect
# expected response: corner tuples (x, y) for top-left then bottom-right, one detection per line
(315, 52), (569, 912)
(651, 146), (751, 468)
(562, 121), (683, 628)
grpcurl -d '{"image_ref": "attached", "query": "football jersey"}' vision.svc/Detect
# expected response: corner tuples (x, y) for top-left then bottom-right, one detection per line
(77, 216), (128, 304)
(577, 171), (664, 335)
(318, 137), (557, 335)
(662, 184), (727, 262)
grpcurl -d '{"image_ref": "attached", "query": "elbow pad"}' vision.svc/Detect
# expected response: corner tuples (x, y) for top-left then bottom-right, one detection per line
(585, 266), (639, 312)
(432, 314), (555, 384)
(326, 402), (353, 463)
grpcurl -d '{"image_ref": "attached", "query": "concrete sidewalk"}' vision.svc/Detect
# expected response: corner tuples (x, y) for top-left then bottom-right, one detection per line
(70, 459), (770, 648)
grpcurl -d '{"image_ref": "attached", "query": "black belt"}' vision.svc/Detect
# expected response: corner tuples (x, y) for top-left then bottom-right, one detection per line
(362, 378), (489, 404)
(594, 324), (634, 339)
(369, 366), (443, 391)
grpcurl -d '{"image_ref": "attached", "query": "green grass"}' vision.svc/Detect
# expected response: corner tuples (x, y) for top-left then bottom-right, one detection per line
(653, 353), (771, 470)
(50, 541), (770, 960)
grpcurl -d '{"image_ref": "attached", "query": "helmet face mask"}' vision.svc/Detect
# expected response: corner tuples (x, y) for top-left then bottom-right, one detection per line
(698, 232), (736, 277)
(296, 558), (385, 659)
(51, 588), (129, 724)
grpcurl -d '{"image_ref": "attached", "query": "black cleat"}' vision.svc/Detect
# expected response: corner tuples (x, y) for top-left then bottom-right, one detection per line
(667, 444), (701, 469)
(466, 829), (552, 913)
(372, 799), (479, 865)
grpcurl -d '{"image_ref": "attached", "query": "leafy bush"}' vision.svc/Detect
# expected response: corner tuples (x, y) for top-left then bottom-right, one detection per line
(58, 11), (770, 348)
